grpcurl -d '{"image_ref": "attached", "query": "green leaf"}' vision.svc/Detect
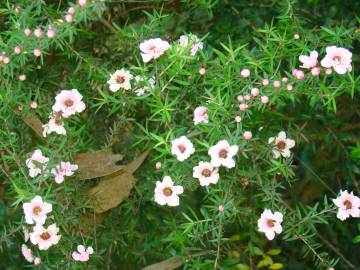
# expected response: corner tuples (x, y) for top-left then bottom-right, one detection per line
(270, 263), (284, 269)
(352, 235), (360, 244)
(267, 249), (281, 256)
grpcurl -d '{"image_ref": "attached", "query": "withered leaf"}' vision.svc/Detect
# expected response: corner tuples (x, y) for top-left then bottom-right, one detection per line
(142, 257), (183, 270)
(89, 150), (149, 214)
(74, 149), (124, 180)
(21, 112), (44, 138)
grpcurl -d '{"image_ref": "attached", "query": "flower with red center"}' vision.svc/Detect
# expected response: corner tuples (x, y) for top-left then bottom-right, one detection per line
(154, 176), (184, 206)
(23, 196), (52, 225)
(107, 69), (133, 92)
(30, 224), (61, 250)
(268, 131), (295, 159)
(25, 149), (49, 178)
(171, 136), (195, 161)
(193, 106), (209, 125)
(193, 161), (219, 186)
(42, 116), (66, 137)
(139, 38), (170, 63)
(257, 209), (283, 240)
(333, 190), (360, 221)
(52, 89), (86, 118)
(321, 46), (352, 74)
(208, 140), (238, 168)
(51, 161), (78, 184)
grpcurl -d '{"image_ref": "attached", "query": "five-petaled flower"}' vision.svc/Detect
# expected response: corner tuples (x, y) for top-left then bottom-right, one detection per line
(72, 245), (94, 262)
(139, 38), (170, 63)
(333, 190), (360, 221)
(268, 131), (295, 159)
(108, 69), (133, 92)
(26, 149), (49, 178)
(30, 223), (61, 250)
(208, 140), (238, 168)
(154, 176), (184, 206)
(258, 209), (283, 240)
(192, 161), (219, 186)
(171, 136), (195, 162)
(23, 196), (52, 225)
(51, 161), (78, 184)
(52, 89), (86, 118)
(320, 46), (352, 74)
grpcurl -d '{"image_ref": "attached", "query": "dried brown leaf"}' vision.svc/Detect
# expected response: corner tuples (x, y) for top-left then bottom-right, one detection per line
(74, 149), (124, 180)
(21, 112), (44, 138)
(142, 257), (183, 270)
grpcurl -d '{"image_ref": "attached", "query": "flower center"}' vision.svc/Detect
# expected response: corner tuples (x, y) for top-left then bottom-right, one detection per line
(163, 187), (173, 196)
(266, 219), (276, 227)
(334, 56), (341, 65)
(201, 169), (212, 177)
(64, 99), (74, 107)
(54, 119), (61, 125)
(344, 200), (352, 209)
(33, 206), (42, 215)
(277, 140), (286, 150)
(177, 144), (186, 153)
(148, 44), (156, 51)
(116, 75), (125, 83)
(218, 149), (228, 158)
(40, 232), (51, 240)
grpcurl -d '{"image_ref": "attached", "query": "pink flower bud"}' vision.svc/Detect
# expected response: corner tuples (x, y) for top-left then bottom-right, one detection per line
(24, 28), (31, 36)
(237, 95), (244, 102)
(3, 56), (10, 64)
(33, 48), (41, 57)
(241, 68), (250, 78)
(243, 131), (252, 140)
(14, 46), (21, 54)
(244, 95), (251, 101)
(65, 14), (73, 23)
(68, 7), (76, 14)
(78, 0), (87, 6)
(260, 96), (269, 104)
(239, 103), (248, 111)
(294, 33), (300, 39)
(47, 28), (56, 38)
(30, 101), (38, 109)
(19, 74), (26, 81)
(235, 116), (241, 123)
(325, 68), (332, 75)
(199, 67), (206, 75)
(273, 80), (281, 88)
(218, 205), (225, 212)
(34, 28), (43, 38)
(34, 257), (41, 266)
(282, 77), (288, 83)
(0, 55), (3, 61)
(155, 162), (162, 169)
(262, 79), (269, 86)
(293, 69), (304, 80)
(311, 67), (320, 76)
(251, 87), (259, 97)
(286, 84), (293, 91)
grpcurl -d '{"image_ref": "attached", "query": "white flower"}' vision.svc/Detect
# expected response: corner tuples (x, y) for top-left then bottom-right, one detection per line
(25, 150), (49, 178)
(30, 223), (61, 250)
(72, 245), (94, 262)
(23, 196), (52, 225)
(171, 136), (195, 161)
(193, 106), (208, 125)
(208, 140), (238, 168)
(257, 209), (283, 240)
(21, 244), (34, 262)
(42, 117), (66, 137)
(333, 190), (360, 221)
(179, 34), (203, 56)
(23, 227), (30, 242)
(268, 131), (295, 159)
(52, 89), (86, 118)
(51, 161), (78, 184)
(107, 68), (133, 92)
(139, 38), (170, 62)
(320, 46), (352, 74)
(154, 176), (184, 207)
(192, 161), (219, 186)
(299, 50), (318, 69)
(134, 75), (155, 96)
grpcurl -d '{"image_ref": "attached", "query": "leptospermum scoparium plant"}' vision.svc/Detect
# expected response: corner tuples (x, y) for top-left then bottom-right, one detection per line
(1, 1), (360, 269)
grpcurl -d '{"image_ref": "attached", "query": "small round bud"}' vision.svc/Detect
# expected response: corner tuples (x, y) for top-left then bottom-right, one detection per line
(260, 96), (269, 104)
(241, 68), (250, 78)
(243, 131), (252, 140)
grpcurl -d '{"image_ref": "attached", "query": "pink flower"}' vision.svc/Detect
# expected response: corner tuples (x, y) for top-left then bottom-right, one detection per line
(30, 101), (37, 109)
(42, 117), (66, 137)
(192, 161), (219, 186)
(34, 28), (43, 38)
(251, 88), (259, 97)
(241, 68), (250, 78)
(25, 149), (49, 178)
(139, 38), (170, 63)
(199, 67), (206, 75)
(244, 95), (251, 101)
(299, 50), (318, 69)
(268, 131), (295, 158)
(23, 227), (30, 242)
(30, 223), (61, 250)
(107, 69), (133, 92)
(179, 34), (203, 56)
(325, 68), (332, 75)
(52, 89), (86, 118)
(19, 74), (26, 81)
(239, 103), (248, 111)
(292, 69), (304, 80)
(282, 77), (288, 83)
(47, 27), (56, 38)
(68, 7), (76, 14)
(235, 116), (241, 123)
(33, 48), (41, 57)
(72, 245), (94, 262)
(218, 205), (225, 212)
(193, 106), (208, 125)
(154, 176), (183, 206)
(24, 28), (31, 36)
(311, 67), (320, 76)
(260, 96), (269, 104)
(262, 79), (269, 86)
(258, 209), (283, 240)
(273, 80), (281, 88)
(243, 131), (252, 140)
(51, 162), (78, 184)
(208, 140), (238, 168)
(286, 84), (293, 91)
(34, 257), (41, 266)
(14, 46), (21, 54)
(21, 244), (34, 262)
(321, 46), (352, 74)
(155, 162), (162, 169)
(78, 0), (87, 6)
(3, 56), (10, 64)
(23, 196), (52, 225)
(332, 190), (360, 221)
(65, 14), (73, 23)
(171, 136), (195, 161)
(237, 95), (244, 102)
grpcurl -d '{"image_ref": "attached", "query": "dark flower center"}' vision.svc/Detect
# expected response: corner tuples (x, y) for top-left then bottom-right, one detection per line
(178, 144), (186, 153)
(163, 187), (173, 196)
(64, 99), (74, 107)
(277, 140), (286, 150)
(344, 200), (352, 209)
(218, 149), (228, 158)
(202, 169), (211, 177)
(334, 56), (341, 65)
(266, 219), (276, 227)
(116, 75), (125, 83)
(33, 206), (42, 215)
(40, 232), (51, 240)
